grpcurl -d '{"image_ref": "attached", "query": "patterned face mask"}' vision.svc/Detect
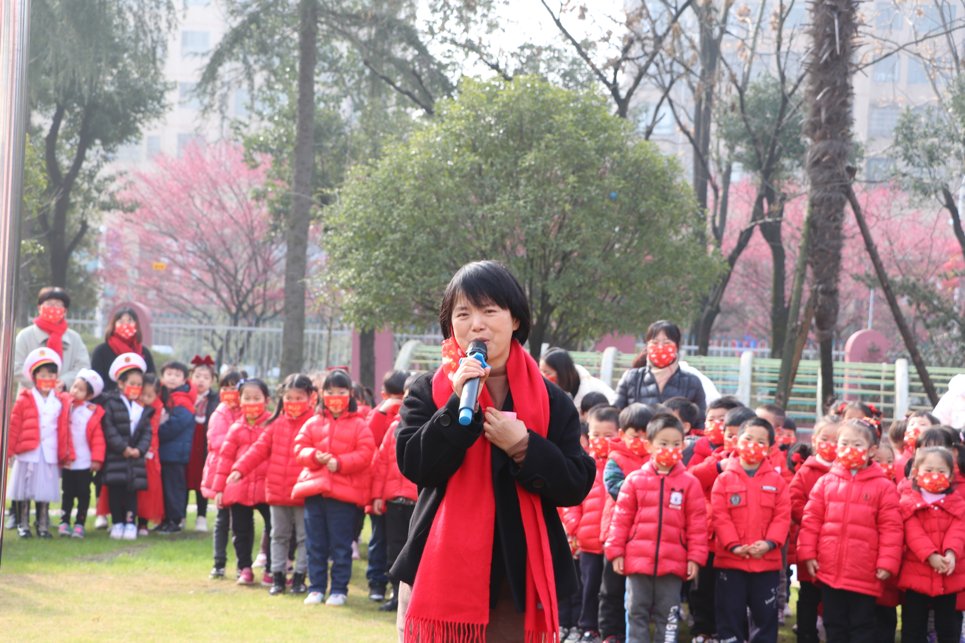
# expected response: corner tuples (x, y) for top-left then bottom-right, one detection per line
(323, 394), (350, 415)
(647, 343), (677, 369)
(284, 400), (309, 419)
(653, 446), (683, 469)
(705, 419), (725, 445)
(837, 445), (868, 470)
(628, 436), (649, 457)
(588, 437), (610, 460)
(816, 441), (838, 462)
(241, 401), (266, 420)
(737, 441), (768, 465)
(916, 471), (950, 494)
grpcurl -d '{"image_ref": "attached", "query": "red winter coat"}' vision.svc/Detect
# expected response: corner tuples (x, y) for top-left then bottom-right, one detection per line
(201, 403), (240, 499)
(605, 462), (708, 577)
(72, 401), (106, 466)
(797, 462), (903, 597)
(212, 413), (271, 507)
(897, 488), (965, 597)
(8, 388), (73, 465)
(370, 419), (417, 504)
(688, 436), (722, 468)
(366, 400), (403, 450)
(563, 456), (609, 555)
(291, 410), (375, 507)
(711, 457), (791, 572)
(688, 450), (730, 546)
(233, 410), (313, 506)
(788, 456), (832, 581)
(600, 439), (649, 545)
(769, 446), (794, 481)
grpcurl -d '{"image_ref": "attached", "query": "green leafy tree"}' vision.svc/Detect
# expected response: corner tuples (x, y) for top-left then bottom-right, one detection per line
(324, 76), (721, 355)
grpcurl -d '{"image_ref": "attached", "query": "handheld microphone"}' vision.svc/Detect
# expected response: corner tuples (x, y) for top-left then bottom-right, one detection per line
(458, 340), (489, 426)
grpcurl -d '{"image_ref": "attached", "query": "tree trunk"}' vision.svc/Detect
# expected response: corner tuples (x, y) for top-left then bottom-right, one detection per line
(358, 328), (376, 391)
(804, 0), (857, 411)
(691, 3), (720, 215)
(758, 188), (787, 357)
(280, 0), (318, 376)
(776, 205), (813, 406)
(847, 187), (940, 406)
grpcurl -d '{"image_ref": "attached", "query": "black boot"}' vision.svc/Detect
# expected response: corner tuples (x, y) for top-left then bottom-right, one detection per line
(269, 572), (286, 596)
(378, 598), (398, 612)
(290, 572), (307, 594)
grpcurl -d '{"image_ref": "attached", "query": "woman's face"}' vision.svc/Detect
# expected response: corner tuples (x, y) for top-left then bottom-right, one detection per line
(116, 312), (135, 328)
(450, 294), (519, 369)
(538, 360), (558, 383)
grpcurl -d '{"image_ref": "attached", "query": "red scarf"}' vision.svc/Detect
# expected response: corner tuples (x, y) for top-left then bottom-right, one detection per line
(405, 338), (558, 643)
(34, 314), (68, 358)
(107, 332), (143, 358)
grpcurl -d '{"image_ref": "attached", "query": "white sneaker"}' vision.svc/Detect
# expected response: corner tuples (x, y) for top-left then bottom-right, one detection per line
(784, 604), (792, 618)
(195, 516), (208, 532)
(253, 552), (267, 568)
(123, 523), (137, 541)
(304, 591), (324, 605)
(325, 593), (347, 606)
(109, 524), (124, 540)
(4, 512), (16, 530)
(95, 515), (109, 530)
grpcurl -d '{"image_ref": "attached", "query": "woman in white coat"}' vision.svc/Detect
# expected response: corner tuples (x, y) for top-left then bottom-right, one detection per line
(539, 347), (616, 408)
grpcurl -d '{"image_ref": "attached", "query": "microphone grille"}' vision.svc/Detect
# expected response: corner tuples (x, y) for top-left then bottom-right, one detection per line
(468, 340), (488, 358)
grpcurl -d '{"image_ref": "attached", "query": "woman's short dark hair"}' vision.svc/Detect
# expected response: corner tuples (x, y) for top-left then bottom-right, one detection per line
(542, 348), (580, 398)
(631, 320), (683, 368)
(104, 307), (143, 344)
(37, 286), (70, 309)
(323, 369), (358, 413)
(438, 261), (531, 345)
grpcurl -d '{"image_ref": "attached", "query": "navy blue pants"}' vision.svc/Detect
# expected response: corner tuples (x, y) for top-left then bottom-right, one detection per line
(579, 552), (605, 631)
(598, 558), (626, 640)
(715, 569), (778, 643)
(304, 495), (357, 595)
(366, 512), (388, 590)
(161, 462), (187, 526)
(821, 585), (876, 643)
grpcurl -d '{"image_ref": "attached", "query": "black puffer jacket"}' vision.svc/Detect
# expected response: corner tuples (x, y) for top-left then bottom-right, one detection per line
(101, 393), (155, 491)
(614, 365), (707, 420)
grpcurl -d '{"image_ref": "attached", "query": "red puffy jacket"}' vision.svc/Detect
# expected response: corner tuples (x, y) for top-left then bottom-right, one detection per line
(212, 413), (271, 507)
(72, 401), (106, 466)
(688, 450), (730, 546)
(605, 462), (708, 577)
(711, 457), (791, 572)
(797, 462), (903, 597)
(897, 487), (965, 596)
(688, 436), (722, 468)
(600, 439), (648, 545)
(8, 388), (73, 465)
(201, 403), (240, 499)
(563, 456), (608, 555)
(233, 410), (313, 506)
(788, 456), (832, 581)
(292, 410), (375, 507)
(769, 446), (794, 481)
(370, 419), (417, 504)
(366, 399), (403, 450)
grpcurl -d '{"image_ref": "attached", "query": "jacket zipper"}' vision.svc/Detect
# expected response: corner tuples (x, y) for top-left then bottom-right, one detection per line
(654, 475), (665, 576)
(836, 474), (853, 580)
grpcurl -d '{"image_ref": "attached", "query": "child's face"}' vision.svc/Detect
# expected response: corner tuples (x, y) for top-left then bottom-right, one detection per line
(875, 443), (895, 466)
(161, 369), (186, 390)
(283, 388), (310, 404)
(738, 425), (771, 450)
(621, 426), (644, 447)
(69, 378), (90, 402)
(648, 427), (683, 450)
(906, 416), (933, 438)
(33, 367), (58, 393)
(842, 408), (866, 422)
(670, 410), (692, 433)
(837, 426), (873, 458)
(723, 423), (740, 449)
(706, 407), (728, 426)
(139, 385), (158, 407)
(916, 452), (952, 478)
(813, 423), (839, 449)
(121, 372), (144, 400)
(191, 368), (213, 395)
(587, 419), (618, 441)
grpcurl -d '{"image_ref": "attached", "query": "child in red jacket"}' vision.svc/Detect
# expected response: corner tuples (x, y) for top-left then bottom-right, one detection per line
(897, 411), (940, 481)
(606, 413), (707, 643)
(710, 416), (790, 643)
(228, 373), (315, 596)
(292, 369), (375, 607)
(684, 395), (743, 467)
(898, 447), (965, 643)
(798, 419), (903, 643)
(788, 415), (838, 643)
(59, 368), (106, 538)
(202, 370), (243, 578)
(562, 405), (620, 641)
(136, 374), (165, 533)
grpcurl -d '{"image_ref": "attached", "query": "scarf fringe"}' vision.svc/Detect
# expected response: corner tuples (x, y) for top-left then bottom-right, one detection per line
(403, 617), (486, 643)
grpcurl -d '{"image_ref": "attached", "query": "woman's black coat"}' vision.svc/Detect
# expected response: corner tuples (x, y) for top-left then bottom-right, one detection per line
(90, 342), (156, 401)
(614, 365), (707, 420)
(390, 372), (595, 612)
(101, 393), (155, 491)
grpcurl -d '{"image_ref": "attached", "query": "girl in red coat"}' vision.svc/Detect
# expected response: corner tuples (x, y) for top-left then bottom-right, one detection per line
(606, 413), (707, 643)
(896, 411), (940, 481)
(711, 416), (790, 643)
(202, 370), (243, 579)
(136, 374), (165, 533)
(213, 378), (273, 586)
(788, 416), (839, 643)
(292, 369), (375, 607)
(798, 419), (903, 643)
(227, 373), (315, 596)
(898, 447), (965, 643)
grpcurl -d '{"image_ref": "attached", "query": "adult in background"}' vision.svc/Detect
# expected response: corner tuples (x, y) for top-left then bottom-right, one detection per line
(392, 260), (595, 641)
(614, 320), (707, 421)
(539, 347), (616, 409)
(90, 307), (157, 400)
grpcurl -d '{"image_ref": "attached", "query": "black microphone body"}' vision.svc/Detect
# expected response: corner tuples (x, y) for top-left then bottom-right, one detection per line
(458, 340), (489, 426)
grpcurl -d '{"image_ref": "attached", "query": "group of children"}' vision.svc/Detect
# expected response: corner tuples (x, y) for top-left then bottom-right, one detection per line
(561, 392), (965, 643)
(7, 347), (212, 541)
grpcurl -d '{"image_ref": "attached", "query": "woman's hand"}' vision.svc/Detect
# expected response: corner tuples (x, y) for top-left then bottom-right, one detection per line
(483, 408), (528, 452)
(451, 355), (490, 398)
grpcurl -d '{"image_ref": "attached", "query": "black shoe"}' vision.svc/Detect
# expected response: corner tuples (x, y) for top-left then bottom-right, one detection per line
(378, 598), (398, 612)
(269, 572), (286, 595)
(37, 529), (52, 539)
(210, 567), (226, 579)
(290, 572), (307, 594)
(152, 521), (171, 533)
(368, 585), (386, 602)
(17, 526), (32, 538)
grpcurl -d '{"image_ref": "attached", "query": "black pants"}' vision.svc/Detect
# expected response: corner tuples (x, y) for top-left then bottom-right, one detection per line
(598, 558), (626, 641)
(715, 568), (778, 643)
(385, 501), (414, 596)
(902, 591), (962, 643)
(192, 490), (207, 518)
(797, 580), (821, 643)
(821, 585), (876, 643)
(874, 605), (897, 643)
(559, 557), (583, 630)
(689, 552), (717, 637)
(231, 503), (271, 570)
(60, 469), (93, 526)
(579, 552), (605, 631)
(161, 462), (187, 526)
(107, 484), (138, 524)
(213, 506), (231, 568)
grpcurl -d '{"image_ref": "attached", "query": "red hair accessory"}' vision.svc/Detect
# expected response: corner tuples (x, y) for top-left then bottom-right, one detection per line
(791, 452), (804, 466)
(191, 355), (215, 367)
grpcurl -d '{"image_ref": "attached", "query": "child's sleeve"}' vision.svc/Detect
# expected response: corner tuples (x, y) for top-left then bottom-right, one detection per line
(796, 476), (828, 562)
(334, 420), (376, 474)
(89, 406), (106, 465)
(370, 432), (390, 503)
(765, 477), (792, 547)
(603, 458), (626, 500)
(561, 502), (583, 537)
(101, 404), (129, 455)
(233, 424), (272, 477)
(7, 396), (23, 455)
(213, 427), (239, 493)
(689, 453), (721, 494)
(710, 472), (741, 551)
(686, 477), (709, 565)
(904, 509), (937, 562)
(159, 405), (193, 445)
(942, 510), (965, 559)
(604, 474), (638, 561)
(788, 468), (809, 524)
(875, 483), (904, 576)
(294, 420), (323, 469)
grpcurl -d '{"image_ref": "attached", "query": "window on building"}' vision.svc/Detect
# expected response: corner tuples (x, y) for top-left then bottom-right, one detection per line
(177, 133), (204, 157)
(916, 2), (956, 29)
(906, 57), (930, 84)
(146, 135), (162, 159)
(113, 142), (142, 162)
(181, 30), (210, 57)
(873, 57), (898, 83)
(868, 104), (900, 138)
(179, 82), (200, 110)
(874, 2), (901, 30)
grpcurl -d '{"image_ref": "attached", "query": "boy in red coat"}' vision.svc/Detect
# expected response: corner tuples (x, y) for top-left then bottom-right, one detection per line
(684, 396), (743, 467)
(711, 417), (790, 643)
(798, 419), (903, 643)
(59, 368), (106, 538)
(606, 413), (707, 643)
